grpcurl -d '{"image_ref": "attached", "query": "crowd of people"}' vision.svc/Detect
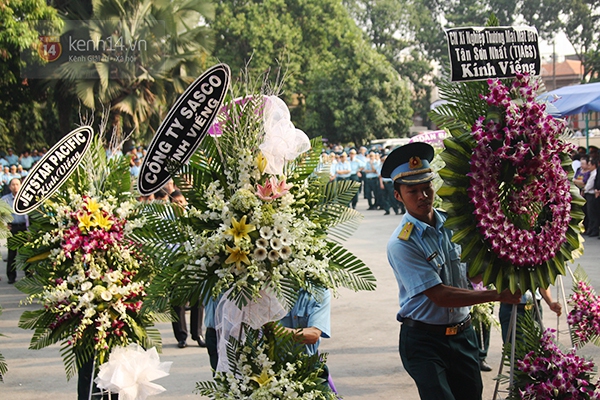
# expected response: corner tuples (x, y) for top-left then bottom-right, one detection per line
(572, 145), (600, 238)
(0, 148), (48, 195)
(324, 146), (405, 215)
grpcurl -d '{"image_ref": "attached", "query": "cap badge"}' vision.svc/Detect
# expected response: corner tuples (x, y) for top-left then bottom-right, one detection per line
(409, 156), (423, 170)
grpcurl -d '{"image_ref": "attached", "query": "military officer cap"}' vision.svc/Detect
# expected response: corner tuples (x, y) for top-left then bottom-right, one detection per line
(381, 142), (435, 185)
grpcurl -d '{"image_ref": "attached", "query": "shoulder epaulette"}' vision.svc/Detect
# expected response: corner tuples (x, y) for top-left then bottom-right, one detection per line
(398, 222), (414, 241)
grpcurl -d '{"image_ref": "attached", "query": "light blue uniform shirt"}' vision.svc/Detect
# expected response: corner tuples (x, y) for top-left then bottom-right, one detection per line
(334, 161), (352, 179)
(203, 294), (223, 329)
(387, 209), (470, 325)
(280, 289), (331, 355)
(350, 158), (364, 175)
(364, 159), (380, 179)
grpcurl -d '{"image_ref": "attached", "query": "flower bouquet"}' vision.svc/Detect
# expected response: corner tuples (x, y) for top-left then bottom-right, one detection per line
(10, 139), (163, 379)
(501, 311), (600, 399)
(568, 266), (600, 349)
(196, 322), (337, 400)
(136, 93), (376, 310)
(430, 72), (584, 293)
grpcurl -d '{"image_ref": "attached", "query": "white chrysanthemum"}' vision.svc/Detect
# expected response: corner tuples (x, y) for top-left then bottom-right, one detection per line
(256, 238), (269, 248)
(280, 246), (292, 260)
(253, 248), (268, 262)
(273, 225), (285, 237)
(270, 237), (282, 250)
(260, 226), (273, 239)
(268, 249), (280, 261)
(280, 234), (293, 246)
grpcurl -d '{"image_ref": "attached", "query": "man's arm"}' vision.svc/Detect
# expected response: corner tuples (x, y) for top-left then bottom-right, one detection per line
(284, 327), (322, 344)
(424, 283), (521, 308)
(539, 287), (562, 316)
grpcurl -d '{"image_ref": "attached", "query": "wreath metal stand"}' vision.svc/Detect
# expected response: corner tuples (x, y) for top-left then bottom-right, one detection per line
(491, 271), (576, 400)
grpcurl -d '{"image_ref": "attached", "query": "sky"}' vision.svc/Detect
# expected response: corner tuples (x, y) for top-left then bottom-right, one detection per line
(539, 31), (576, 62)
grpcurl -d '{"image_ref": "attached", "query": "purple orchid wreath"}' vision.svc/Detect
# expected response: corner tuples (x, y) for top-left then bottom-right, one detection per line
(434, 74), (584, 293)
(469, 77), (573, 267)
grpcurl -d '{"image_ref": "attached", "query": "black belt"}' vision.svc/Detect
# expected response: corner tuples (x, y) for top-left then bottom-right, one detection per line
(402, 316), (472, 336)
(11, 223), (26, 227)
(366, 177), (378, 180)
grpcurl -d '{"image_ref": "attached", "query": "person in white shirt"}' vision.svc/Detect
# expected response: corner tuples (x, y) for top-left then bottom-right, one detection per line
(584, 159), (598, 236)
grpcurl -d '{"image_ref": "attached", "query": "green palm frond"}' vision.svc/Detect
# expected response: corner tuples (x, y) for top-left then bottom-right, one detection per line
(326, 242), (377, 292)
(323, 205), (363, 242)
(287, 138), (323, 183)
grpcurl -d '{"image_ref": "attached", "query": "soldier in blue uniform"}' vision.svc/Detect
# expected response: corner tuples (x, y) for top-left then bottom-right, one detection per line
(381, 142), (521, 400)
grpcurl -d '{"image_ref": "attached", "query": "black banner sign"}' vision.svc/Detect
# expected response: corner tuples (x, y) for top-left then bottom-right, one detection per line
(14, 126), (93, 214)
(446, 26), (540, 82)
(138, 63), (231, 195)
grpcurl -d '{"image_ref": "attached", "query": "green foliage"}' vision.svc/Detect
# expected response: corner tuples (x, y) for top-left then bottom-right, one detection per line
(0, 0), (62, 151)
(136, 92), (374, 312)
(52, 0), (215, 143)
(12, 138), (166, 379)
(210, 0), (412, 146)
(196, 323), (336, 399)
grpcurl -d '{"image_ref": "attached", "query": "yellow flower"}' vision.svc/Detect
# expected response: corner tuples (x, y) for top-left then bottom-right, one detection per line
(93, 211), (114, 230)
(249, 369), (274, 387)
(224, 245), (251, 269)
(86, 198), (100, 213)
(224, 215), (256, 244)
(257, 152), (268, 174)
(78, 213), (95, 231)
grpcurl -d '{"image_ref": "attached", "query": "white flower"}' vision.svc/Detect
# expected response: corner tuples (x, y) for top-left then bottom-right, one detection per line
(268, 250), (280, 261)
(88, 267), (101, 280)
(280, 246), (292, 260)
(256, 238), (269, 248)
(253, 248), (268, 261)
(81, 281), (93, 291)
(280, 234), (293, 246)
(104, 271), (120, 283)
(270, 237), (282, 250)
(100, 290), (113, 302)
(260, 226), (273, 239)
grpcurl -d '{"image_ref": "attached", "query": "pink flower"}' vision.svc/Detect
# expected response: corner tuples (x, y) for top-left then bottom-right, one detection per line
(256, 177), (292, 201)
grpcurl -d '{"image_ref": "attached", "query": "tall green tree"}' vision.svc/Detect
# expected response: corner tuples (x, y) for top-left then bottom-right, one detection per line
(305, 40), (413, 145)
(0, 0), (62, 151)
(209, 0), (413, 145)
(521, 0), (600, 82)
(54, 0), (215, 142)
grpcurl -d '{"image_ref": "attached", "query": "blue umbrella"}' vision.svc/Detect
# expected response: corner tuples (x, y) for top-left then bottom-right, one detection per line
(537, 82), (600, 116)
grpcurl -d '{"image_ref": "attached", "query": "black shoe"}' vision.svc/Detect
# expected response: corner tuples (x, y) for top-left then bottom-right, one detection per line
(394, 210), (399, 215)
(383, 211), (390, 215)
(196, 335), (206, 348)
(479, 360), (492, 372)
(177, 340), (187, 348)
(7, 279), (15, 284)
(367, 206), (376, 210)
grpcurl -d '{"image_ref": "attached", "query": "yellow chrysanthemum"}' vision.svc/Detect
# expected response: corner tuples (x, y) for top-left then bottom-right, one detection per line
(86, 198), (100, 213)
(78, 213), (95, 231)
(224, 245), (251, 269)
(224, 215), (256, 244)
(93, 211), (113, 230)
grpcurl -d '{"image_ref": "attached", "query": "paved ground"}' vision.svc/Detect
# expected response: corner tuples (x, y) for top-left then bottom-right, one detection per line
(1, 196), (599, 399)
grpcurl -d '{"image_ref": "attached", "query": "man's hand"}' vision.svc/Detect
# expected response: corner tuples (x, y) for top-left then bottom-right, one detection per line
(548, 301), (562, 316)
(498, 289), (522, 304)
(284, 327), (322, 345)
